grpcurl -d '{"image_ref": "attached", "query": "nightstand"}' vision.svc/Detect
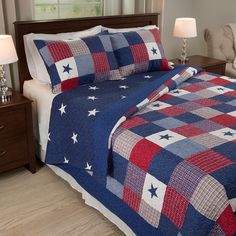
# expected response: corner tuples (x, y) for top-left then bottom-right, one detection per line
(171, 55), (226, 75)
(0, 91), (36, 174)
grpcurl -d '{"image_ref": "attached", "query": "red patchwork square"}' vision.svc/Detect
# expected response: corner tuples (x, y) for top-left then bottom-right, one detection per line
(183, 84), (203, 92)
(209, 78), (231, 86)
(195, 98), (221, 107)
(210, 114), (236, 126)
(130, 139), (161, 171)
(159, 106), (186, 117)
(150, 28), (161, 43)
(225, 90), (236, 97)
(171, 124), (205, 137)
(130, 44), (149, 63)
(123, 187), (141, 212)
(147, 90), (159, 101)
(121, 116), (148, 129)
(61, 78), (80, 92)
(216, 205), (236, 236)
(92, 52), (110, 73)
(48, 41), (73, 62)
(160, 59), (171, 71)
(162, 187), (189, 228)
(187, 150), (233, 173)
(164, 79), (174, 87)
(159, 94), (173, 101)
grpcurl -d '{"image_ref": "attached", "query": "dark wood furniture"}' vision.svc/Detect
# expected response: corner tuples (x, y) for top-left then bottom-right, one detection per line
(171, 55), (226, 75)
(0, 91), (36, 173)
(14, 13), (159, 92)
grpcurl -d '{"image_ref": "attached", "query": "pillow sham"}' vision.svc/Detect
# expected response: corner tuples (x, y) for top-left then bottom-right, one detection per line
(101, 25), (159, 33)
(110, 28), (171, 77)
(34, 34), (121, 93)
(24, 25), (102, 83)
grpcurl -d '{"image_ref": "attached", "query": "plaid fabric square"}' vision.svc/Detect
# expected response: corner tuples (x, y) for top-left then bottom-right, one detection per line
(195, 98), (222, 107)
(187, 149), (233, 173)
(124, 162), (146, 195)
(209, 224), (225, 236)
(191, 107), (223, 119)
(123, 187), (141, 212)
(110, 29), (171, 77)
(195, 89), (219, 99)
(168, 161), (206, 200)
(189, 134), (227, 149)
(190, 175), (228, 221)
(153, 117), (186, 129)
(171, 124), (205, 137)
(192, 120), (224, 132)
(210, 114), (236, 127)
(106, 176), (124, 199)
(129, 139), (161, 171)
(120, 116), (148, 129)
(162, 186), (189, 228)
(209, 77), (231, 86)
(158, 106), (186, 117)
(176, 101), (203, 112)
(183, 84), (204, 92)
(34, 35), (121, 93)
(112, 129), (143, 160)
(139, 200), (161, 227)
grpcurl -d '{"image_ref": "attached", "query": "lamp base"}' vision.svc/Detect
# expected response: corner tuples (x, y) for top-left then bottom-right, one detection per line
(178, 57), (189, 64)
(0, 87), (12, 103)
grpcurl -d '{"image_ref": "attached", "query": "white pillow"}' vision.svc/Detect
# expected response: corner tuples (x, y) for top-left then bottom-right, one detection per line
(24, 25), (102, 84)
(101, 25), (159, 33)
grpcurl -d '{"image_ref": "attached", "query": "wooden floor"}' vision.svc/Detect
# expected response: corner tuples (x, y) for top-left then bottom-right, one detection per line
(0, 165), (124, 236)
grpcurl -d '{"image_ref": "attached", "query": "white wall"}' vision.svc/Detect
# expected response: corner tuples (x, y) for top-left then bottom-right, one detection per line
(193, 0), (236, 56)
(161, 0), (236, 59)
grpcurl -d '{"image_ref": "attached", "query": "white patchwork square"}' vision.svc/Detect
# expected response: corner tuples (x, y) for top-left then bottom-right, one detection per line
(228, 111), (236, 117)
(146, 130), (185, 147)
(145, 42), (161, 60)
(141, 173), (167, 212)
(147, 101), (172, 111)
(207, 86), (233, 94)
(210, 128), (236, 141)
(220, 76), (236, 83)
(55, 57), (78, 81)
(169, 89), (190, 97)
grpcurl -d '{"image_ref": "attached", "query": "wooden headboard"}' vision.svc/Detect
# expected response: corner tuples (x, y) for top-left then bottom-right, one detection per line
(14, 13), (159, 92)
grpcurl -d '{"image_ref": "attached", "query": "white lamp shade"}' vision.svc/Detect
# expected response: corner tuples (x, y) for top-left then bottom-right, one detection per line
(173, 18), (197, 38)
(0, 35), (18, 65)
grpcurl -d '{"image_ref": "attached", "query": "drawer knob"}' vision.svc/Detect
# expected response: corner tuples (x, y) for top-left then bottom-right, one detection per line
(0, 151), (6, 157)
(0, 125), (4, 130)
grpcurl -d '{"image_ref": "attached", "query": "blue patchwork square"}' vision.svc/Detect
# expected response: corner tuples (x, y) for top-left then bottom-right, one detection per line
(164, 97), (188, 105)
(226, 99), (236, 107)
(111, 153), (129, 185)
(211, 103), (236, 113)
(124, 31), (143, 45)
(130, 123), (165, 137)
(176, 112), (203, 123)
(180, 93), (202, 101)
(148, 149), (182, 184)
(140, 111), (167, 122)
(115, 47), (134, 66)
(153, 117), (186, 129)
(75, 54), (94, 77)
(213, 94), (233, 103)
(213, 142), (236, 162)
(40, 46), (54, 67)
(106, 176), (124, 199)
(83, 36), (104, 52)
(181, 204), (214, 236)
(166, 139), (208, 158)
(159, 215), (179, 236)
(107, 52), (119, 70)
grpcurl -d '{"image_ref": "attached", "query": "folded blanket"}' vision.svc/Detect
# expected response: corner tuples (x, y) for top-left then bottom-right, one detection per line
(228, 23), (236, 69)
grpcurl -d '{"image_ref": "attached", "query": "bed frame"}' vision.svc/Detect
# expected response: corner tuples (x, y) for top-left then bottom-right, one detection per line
(14, 13), (159, 92)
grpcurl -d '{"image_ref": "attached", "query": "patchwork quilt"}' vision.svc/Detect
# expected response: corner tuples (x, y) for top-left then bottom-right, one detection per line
(45, 66), (236, 236)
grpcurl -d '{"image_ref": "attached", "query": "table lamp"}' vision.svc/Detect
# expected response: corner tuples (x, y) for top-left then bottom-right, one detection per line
(173, 18), (197, 63)
(0, 35), (18, 102)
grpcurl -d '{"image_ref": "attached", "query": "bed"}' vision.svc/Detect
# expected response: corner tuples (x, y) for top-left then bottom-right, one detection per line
(14, 14), (236, 236)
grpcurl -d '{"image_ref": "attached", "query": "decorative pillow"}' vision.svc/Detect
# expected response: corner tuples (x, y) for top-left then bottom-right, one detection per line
(110, 28), (172, 77)
(34, 34), (121, 93)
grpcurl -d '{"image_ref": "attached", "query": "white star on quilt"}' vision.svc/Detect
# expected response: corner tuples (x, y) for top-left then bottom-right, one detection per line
(71, 132), (78, 144)
(120, 77), (127, 80)
(59, 103), (66, 116)
(121, 95), (127, 99)
(85, 162), (92, 171)
(88, 96), (98, 101)
(48, 133), (51, 141)
(119, 85), (129, 89)
(144, 75), (152, 79)
(88, 108), (99, 117)
(89, 86), (99, 91)
(64, 156), (69, 164)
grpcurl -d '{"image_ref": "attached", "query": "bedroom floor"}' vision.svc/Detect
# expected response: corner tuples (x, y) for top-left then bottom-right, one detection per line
(0, 165), (124, 236)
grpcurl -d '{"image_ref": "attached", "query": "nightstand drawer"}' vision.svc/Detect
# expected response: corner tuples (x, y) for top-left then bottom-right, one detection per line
(0, 136), (28, 168)
(0, 107), (26, 141)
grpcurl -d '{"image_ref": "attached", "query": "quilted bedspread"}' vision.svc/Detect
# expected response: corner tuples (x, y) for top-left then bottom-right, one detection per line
(45, 66), (236, 235)
(109, 72), (236, 235)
